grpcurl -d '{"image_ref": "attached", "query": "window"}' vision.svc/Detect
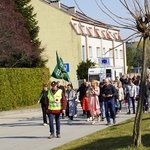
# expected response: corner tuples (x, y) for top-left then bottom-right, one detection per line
(96, 47), (100, 57)
(115, 49), (118, 59)
(89, 46), (92, 58)
(120, 49), (123, 59)
(82, 45), (85, 61)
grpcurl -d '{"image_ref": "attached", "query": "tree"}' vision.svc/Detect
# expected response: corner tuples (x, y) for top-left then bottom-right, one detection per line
(126, 46), (134, 73)
(0, 0), (46, 67)
(93, 0), (150, 147)
(14, 0), (39, 45)
(127, 41), (150, 68)
(76, 59), (95, 80)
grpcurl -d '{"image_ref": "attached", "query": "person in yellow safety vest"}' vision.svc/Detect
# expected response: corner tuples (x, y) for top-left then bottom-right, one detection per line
(46, 81), (66, 139)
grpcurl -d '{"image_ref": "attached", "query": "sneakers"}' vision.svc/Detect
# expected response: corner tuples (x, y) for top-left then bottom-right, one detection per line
(113, 119), (116, 124)
(91, 119), (95, 125)
(89, 117), (92, 121)
(48, 134), (61, 139)
(97, 116), (100, 122)
(87, 118), (90, 122)
(74, 114), (77, 117)
(48, 134), (54, 139)
(106, 122), (111, 126)
(87, 117), (92, 122)
(43, 123), (48, 126)
(127, 110), (131, 114)
(57, 134), (61, 138)
(101, 117), (105, 121)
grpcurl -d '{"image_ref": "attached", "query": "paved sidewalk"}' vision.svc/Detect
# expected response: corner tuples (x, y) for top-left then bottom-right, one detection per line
(0, 105), (135, 150)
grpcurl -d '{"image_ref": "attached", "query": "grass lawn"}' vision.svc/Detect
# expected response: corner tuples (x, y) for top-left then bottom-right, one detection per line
(53, 112), (150, 150)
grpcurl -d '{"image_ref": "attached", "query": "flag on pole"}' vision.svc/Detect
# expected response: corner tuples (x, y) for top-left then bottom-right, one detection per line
(56, 51), (67, 73)
(51, 65), (62, 79)
(51, 51), (71, 82)
(60, 57), (70, 82)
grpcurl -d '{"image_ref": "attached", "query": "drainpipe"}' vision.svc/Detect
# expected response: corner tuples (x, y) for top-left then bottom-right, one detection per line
(123, 41), (127, 74)
(112, 40), (115, 67)
(85, 35), (88, 59)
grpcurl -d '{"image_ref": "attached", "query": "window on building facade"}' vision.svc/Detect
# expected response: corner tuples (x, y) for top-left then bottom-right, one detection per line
(89, 46), (92, 58)
(96, 47), (101, 57)
(82, 45), (85, 61)
(115, 49), (118, 59)
(120, 49), (123, 59)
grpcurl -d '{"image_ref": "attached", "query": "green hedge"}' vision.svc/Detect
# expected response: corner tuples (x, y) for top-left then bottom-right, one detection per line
(0, 68), (50, 111)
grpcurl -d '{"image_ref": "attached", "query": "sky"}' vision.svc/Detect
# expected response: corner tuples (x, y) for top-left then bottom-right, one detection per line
(61, 0), (135, 40)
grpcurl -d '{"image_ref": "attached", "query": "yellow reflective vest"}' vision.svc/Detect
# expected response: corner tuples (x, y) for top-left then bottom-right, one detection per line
(47, 89), (62, 110)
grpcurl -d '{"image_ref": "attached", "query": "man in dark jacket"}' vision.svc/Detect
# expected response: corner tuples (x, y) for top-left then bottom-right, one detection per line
(102, 78), (117, 125)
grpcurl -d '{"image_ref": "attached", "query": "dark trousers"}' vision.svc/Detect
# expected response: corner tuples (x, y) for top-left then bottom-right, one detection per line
(104, 99), (116, 123)
(100, 101), (105, 118)
(69, 116), (73, 120)
(119, 100), (122, 110)
(48, 113), (60, 135)
(41, 105), (47, 124)
(86, 110), (91, 118)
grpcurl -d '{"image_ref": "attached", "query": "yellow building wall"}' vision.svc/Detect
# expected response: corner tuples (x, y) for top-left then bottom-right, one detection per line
(30, 0), (82, 87)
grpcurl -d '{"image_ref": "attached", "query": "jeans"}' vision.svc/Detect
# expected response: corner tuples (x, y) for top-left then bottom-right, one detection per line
(100, 101), (105, 119)
(127, 97), (135, 113)
(118, 101), (122, 111)
(48, 113), (60, 135)
(104, 99), (116, 123)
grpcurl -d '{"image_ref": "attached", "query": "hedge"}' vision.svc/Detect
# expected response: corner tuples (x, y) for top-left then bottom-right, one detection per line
(0, 68), (50, 111)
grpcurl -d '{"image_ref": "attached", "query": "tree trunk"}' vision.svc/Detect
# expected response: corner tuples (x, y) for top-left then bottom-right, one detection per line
(133, 36), (148, 147)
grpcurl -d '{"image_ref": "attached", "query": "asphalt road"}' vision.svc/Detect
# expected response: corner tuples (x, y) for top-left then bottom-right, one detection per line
(0, 104), (135, 150)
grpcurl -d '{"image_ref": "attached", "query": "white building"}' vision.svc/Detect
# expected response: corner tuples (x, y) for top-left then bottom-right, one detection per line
(31, 0), (127, 87)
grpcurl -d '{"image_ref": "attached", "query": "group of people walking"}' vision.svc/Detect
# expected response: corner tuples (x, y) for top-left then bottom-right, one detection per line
(78, 78), (117, 126)
(38, 81), (77, 139)
(37, 73), (150, 139)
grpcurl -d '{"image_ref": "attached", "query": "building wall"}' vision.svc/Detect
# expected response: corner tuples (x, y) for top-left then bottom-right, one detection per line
(30, 0), (127, 87)
(30, 0), (82, 87)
